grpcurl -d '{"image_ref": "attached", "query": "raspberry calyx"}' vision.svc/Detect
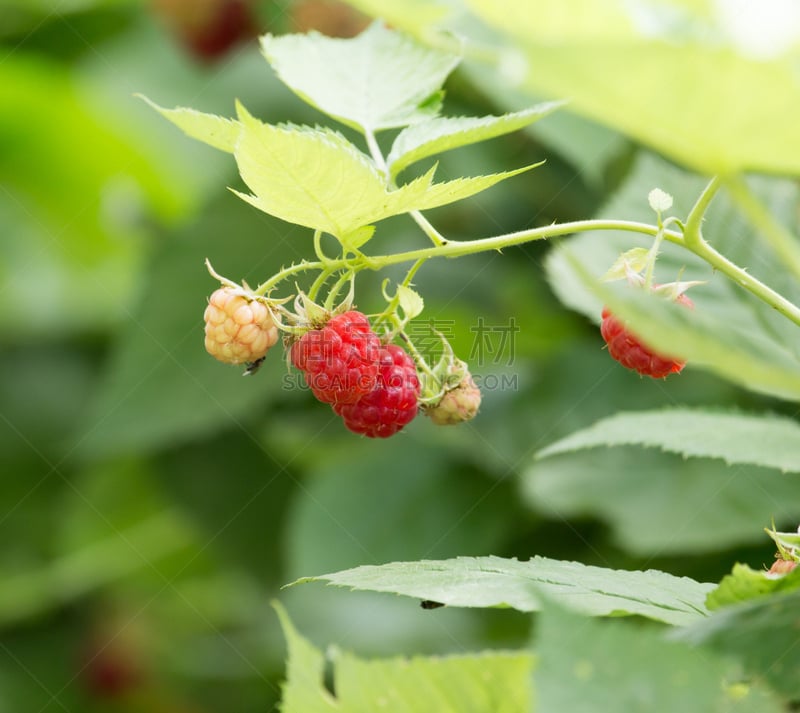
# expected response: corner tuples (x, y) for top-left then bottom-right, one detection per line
(334, 344), (421, 438)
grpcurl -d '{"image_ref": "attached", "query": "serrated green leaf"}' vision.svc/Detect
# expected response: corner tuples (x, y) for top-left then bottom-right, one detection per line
(232, 104), (389, 237)
(274, 603), (338, 712)
(261, 22), (461, 133)
(290, 555), (713, 626)
(232, 103), (540, 236)
(396, 285), (424, 319)
(536, 603), (783, 713)
(675, 588), (800, 699)
(275, 601), (532, 713)
(706, 563), (800, 611)
(536, 408), (800, 473)
(138, 96), (240, 153)
(387, 103), (561, 178)
(411, 163), (542, 211)
(522, 447), (800, 555)
(466, 0), (800, 175)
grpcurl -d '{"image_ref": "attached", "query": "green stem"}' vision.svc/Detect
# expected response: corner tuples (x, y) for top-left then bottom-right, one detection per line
(324, 271), (353, 311)
(686, 239), (800, 328)
(409, 210), (448, 246)
(723, 175), (800, 279)
(307, 268), (335, 302)
(255, 260), (323, 296)
(366, 219), (685, 267)
(683, 175), (722, 249)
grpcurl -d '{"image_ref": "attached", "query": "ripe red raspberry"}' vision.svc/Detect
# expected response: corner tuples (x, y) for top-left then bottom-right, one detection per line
(290, 311), (381, 404)
(600, 293), (693, 378)
(204, 288), (279, 365)
(427, 373), (481, 426)
(334, 344), (420, 438)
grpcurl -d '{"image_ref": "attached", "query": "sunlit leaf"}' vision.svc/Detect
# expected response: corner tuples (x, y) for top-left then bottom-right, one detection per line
(290, 555), (713, 626)
(261, 21), (460, 133)
(465, 0), (800, 174)
(387, 103), (561, 178)
(139, 97), (241, 153)
(232, 104), (540, 237)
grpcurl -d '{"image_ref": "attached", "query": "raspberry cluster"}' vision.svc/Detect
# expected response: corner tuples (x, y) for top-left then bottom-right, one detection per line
(600, 293), (693, 378)
(204, 288), (279, 365)
(290, 312), (421, 438)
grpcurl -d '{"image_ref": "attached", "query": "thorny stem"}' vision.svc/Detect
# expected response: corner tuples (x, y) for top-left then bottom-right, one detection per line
(683, 175), (721, 249)
(254, 260), (323, 296)
(678, 175), (800, 328)
(324, 271), (353, 311)
(249, 216), (800, 329)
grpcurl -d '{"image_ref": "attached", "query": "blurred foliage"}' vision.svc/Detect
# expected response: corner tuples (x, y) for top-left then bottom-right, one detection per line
(1, 1), (799, 711)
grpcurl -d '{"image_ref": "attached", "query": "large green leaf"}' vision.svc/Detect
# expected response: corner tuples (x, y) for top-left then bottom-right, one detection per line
(464, 0), (800, 175)
(545, 152), (800, 402)
(537, 408), (800, 473)
(387, 103), (561, 178)
(261, 21), (460, 133)
(676, 589), (800, 700)
(291, 555), (713, 626)
(275, 603), (532, 713)
(522, 447), (800, 555)
(536, 604), (782, 713)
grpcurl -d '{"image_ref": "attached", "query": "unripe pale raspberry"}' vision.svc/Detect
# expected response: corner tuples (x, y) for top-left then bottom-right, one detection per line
(600, 292), (693, 378)
(290, 310), (381, 404)
(204, 288), (278, 365)
(427, 374), (481, 425)
(334, 344), (420, 438)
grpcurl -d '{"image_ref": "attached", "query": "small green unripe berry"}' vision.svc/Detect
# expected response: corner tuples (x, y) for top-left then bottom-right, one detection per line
(426, 374), (481, 426)
(204, 288), (278, 364)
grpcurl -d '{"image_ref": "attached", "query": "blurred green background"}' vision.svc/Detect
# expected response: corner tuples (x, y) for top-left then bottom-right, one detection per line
(2, 1), (799, 710)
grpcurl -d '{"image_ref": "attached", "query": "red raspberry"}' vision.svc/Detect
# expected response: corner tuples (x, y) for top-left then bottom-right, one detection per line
(290, 311), (381, 404)
(334, 344), (420, 438)
(600, 293), (693, 378)
(204, 288), (278, 365)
